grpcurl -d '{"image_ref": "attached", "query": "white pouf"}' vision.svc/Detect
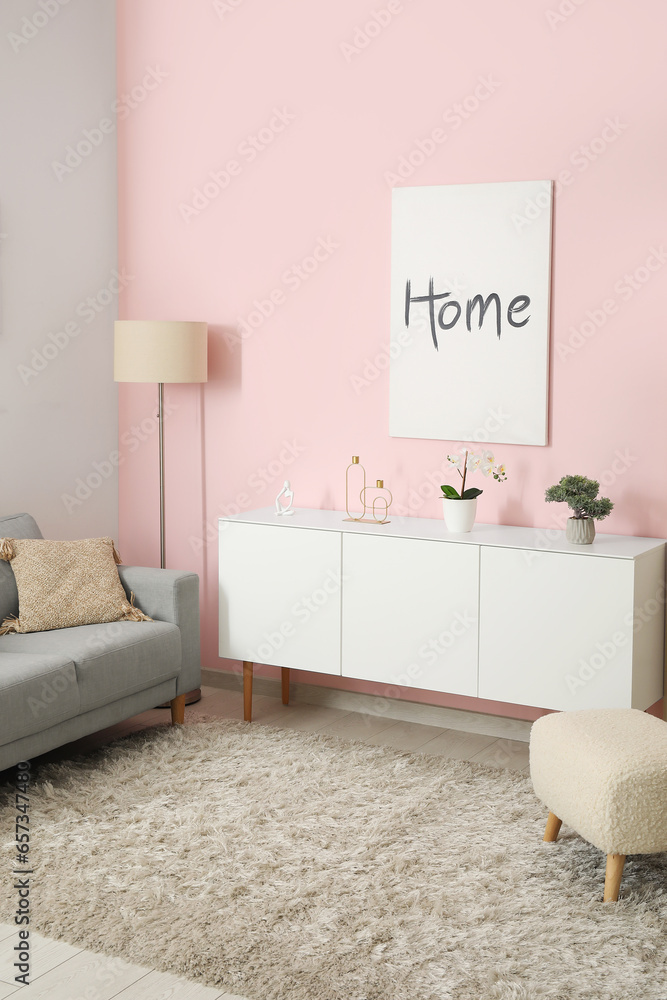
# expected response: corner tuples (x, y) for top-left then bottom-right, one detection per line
(530, 708), (667, 900)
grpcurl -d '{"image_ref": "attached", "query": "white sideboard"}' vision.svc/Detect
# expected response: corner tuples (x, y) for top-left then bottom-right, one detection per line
(218, 508), (665, 721)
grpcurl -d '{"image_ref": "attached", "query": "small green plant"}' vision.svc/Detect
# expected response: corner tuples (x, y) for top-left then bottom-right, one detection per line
(441, 449), (508, 500)
(544, 475), (614, 520)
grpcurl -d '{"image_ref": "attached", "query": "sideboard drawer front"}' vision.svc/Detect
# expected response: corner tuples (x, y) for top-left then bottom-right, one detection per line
(219, 522), (342, 674)
(341, 533), (479, 696)
(478, 547), (634, 711)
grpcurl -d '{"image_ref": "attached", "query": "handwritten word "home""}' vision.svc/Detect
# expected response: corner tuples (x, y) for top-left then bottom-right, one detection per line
(405, 278), (530, 348)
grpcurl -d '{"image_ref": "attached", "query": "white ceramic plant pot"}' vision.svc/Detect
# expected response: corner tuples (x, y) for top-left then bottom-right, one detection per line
(442, 498), (477, 533)
(566, 517), (595, 544)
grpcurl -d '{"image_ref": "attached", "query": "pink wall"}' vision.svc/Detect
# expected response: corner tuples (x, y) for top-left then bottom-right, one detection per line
(117, 0), (667, 720)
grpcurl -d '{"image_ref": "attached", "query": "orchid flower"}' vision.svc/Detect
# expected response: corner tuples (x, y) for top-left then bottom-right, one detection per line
(479, 451), (495, 477)
(441, 448), (508, 499)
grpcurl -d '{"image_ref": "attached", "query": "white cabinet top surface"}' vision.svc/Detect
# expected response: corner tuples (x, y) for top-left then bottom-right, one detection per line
(220, 507), (665, 560)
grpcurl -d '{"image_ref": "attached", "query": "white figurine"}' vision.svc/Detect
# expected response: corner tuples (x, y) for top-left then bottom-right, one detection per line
(275, 480), (295, 516)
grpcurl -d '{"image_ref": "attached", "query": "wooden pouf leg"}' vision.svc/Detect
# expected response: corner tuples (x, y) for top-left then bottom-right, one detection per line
(543, 812), (563, 842)
(281, 667), (290, 705)
(603, 854), (626, 902)
(243, 661), (253, 722)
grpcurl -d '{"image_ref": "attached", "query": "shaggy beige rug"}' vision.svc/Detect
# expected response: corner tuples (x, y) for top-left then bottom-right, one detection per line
(1, 719), (666, 999)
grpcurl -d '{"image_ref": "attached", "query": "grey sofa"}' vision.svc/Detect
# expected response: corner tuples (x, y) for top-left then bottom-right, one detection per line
(0, 513), (201, 773)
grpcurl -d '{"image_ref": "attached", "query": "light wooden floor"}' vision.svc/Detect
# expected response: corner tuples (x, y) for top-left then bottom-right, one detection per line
(0, 686), (531, 997)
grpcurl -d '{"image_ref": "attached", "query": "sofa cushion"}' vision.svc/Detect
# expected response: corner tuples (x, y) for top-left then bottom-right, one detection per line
(0, 536), (151, 634)
(0, 514), (42, 623)
(0, 652), (80, 747)
(0, 620), (181, 713)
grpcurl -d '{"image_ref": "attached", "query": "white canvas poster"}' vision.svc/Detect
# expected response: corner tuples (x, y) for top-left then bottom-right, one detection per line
(389, 180), (552, 446)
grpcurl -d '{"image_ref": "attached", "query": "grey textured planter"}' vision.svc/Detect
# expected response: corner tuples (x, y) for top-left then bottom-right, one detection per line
(566, 517), (596, 544)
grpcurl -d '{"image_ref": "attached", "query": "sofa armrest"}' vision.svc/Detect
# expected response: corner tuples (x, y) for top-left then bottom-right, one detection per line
(117, 567), (201, 696)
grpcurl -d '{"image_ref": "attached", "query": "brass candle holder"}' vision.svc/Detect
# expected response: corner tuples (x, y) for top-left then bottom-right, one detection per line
(362, 480), (392, 523)
(344, 458), (392, 524)
(345, 456), (365, 520)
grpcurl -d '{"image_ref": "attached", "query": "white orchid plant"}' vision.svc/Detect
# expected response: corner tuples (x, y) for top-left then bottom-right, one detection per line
(441, 449), (508, 500)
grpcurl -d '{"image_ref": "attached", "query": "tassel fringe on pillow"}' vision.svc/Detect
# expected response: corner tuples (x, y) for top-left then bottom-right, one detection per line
(0, 538), (15, 561)
(122, 592), (152, 623)
(0, 615), (19, 635)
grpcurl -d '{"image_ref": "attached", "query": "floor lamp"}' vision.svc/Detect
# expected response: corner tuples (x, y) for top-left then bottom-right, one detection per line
(114, 320), (208, 704)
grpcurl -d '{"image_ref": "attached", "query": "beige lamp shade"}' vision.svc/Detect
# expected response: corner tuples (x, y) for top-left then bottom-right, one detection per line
(114, 321), (208, 383)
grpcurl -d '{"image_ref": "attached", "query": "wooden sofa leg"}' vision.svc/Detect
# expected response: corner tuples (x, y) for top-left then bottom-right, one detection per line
(543, 812), (563, 842)
(282, 667), (290, 705)
(603, 854), (626, 902)
(170, 694), (186, 725)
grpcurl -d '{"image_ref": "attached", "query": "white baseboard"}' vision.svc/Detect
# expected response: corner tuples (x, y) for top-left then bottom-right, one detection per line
(201, 668), (532, 742)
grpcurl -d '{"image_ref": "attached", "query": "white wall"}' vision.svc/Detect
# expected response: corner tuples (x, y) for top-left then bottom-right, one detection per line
(0, 0), (118, 539)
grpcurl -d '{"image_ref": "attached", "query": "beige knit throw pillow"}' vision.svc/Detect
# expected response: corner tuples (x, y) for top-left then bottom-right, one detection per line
(0, 537), (152, 634)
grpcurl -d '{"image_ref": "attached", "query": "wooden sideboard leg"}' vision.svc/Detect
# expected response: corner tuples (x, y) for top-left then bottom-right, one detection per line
(603, 853), (626, 902)
(243, 661), (253, 722)
(543, 812), (562, 842)
(170, 694), (185, 725)
(282, 667), (290, 705)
